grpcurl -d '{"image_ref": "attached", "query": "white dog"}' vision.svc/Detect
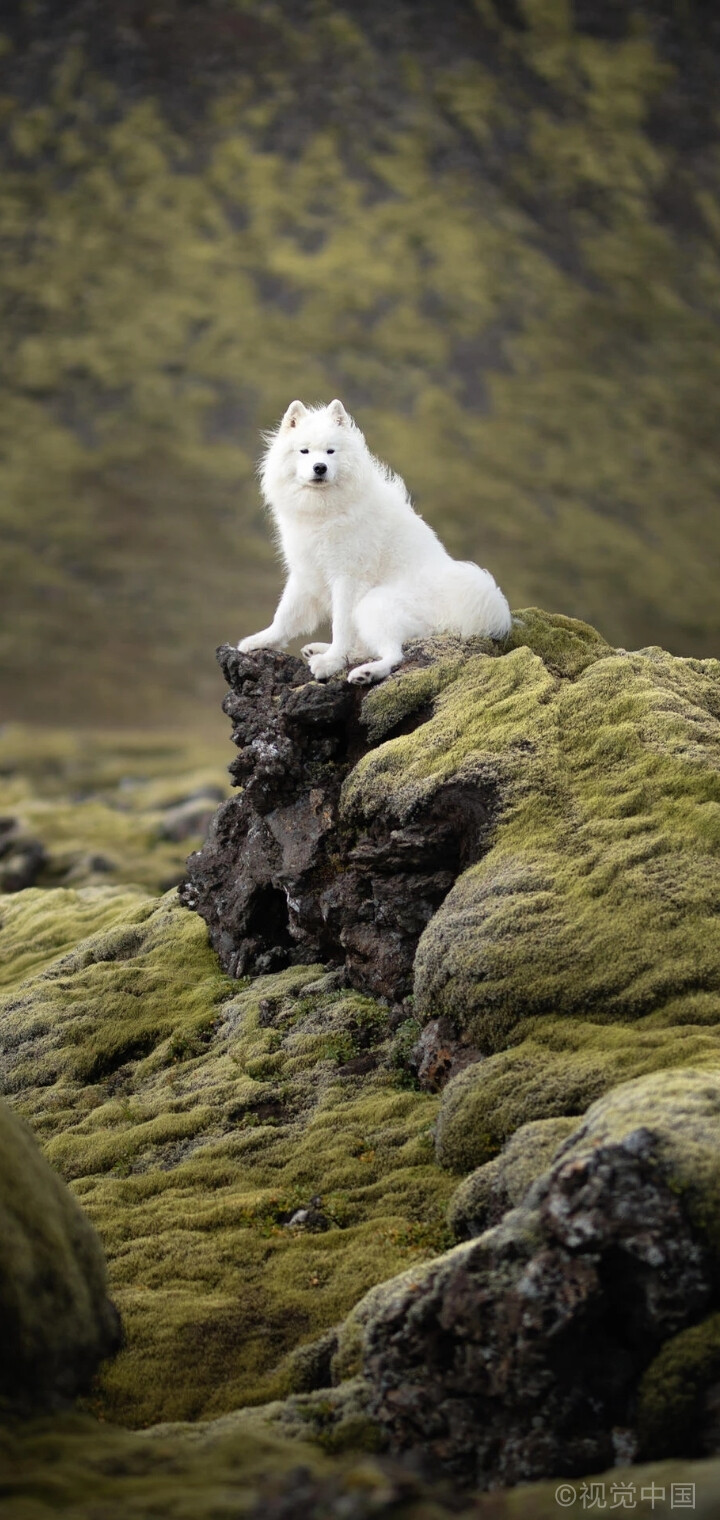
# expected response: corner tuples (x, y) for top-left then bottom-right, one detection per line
(238, 399), (512, 683)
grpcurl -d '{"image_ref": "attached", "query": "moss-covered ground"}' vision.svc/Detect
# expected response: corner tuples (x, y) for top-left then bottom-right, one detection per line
(3, 1414), (719, 1519)
(3, 609), (720, 1509)
(0, 884), (452, 1427)
(0, 724), (229, 894)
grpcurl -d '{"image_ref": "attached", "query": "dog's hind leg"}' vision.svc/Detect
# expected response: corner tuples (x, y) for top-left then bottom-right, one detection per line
(347, 651), (403, 684)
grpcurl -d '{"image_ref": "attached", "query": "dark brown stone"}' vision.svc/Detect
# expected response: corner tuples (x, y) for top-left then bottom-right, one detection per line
(180, 646), (496, 1000)
(362, 1129), (711, 1488)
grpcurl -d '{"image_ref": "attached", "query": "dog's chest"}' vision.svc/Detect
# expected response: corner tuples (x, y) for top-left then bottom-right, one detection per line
(280, 510), (383, 588)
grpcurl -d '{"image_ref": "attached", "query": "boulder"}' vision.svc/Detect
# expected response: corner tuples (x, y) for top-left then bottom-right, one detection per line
(352, 1070), (720, 1488)
(0, 1098), (120, 1411)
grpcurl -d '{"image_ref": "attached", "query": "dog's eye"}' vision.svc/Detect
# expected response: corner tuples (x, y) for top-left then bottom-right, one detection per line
(299, 448), (309, 454)
(327, 449), (335, 455)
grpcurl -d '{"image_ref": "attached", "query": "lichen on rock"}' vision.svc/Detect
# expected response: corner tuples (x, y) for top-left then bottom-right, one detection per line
(352, 1070), (720, 1488)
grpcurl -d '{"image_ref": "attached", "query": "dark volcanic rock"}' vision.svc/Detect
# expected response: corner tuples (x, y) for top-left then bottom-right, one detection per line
(361, 1128), (710, 1488)
(180, 645), (494, 998)
(343, 1069), (720, 1489)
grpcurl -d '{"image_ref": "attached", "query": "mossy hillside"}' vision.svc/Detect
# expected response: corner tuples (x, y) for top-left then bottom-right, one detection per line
(0, 1098), (119, 1411)
(435, 1015), (720, 1174)
(3, 5), (720, 723)
(0, 725), (229, 894)
(0, 891), (453, 1427)
(346, 612), (720, 1050)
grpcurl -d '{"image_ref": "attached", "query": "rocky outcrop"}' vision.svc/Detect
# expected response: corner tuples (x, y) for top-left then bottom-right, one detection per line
(0, 1098), (120, 1411)
(183, 610), (720, 1052)
(349, 1071), (720, 1488)
(181, 639), (498, 1000)
(176, 615), (720, 1488)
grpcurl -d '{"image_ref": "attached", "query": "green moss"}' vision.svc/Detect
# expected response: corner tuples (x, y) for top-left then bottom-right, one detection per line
(504, 607), (611, 677)
(0, 1099), (118, 1411)
(4, 1407), (720, 1518)
(637, 1312), (720, 1460)
(360, 647), (470, 744)
(0, 1412), (337, 1519)
(344, 617), (720, 1052)
(435, 1016), (720, 1173)
(0, 892), (454, 1428)
(0, 725), (229, 895)
(447, 1116), (577, 1237)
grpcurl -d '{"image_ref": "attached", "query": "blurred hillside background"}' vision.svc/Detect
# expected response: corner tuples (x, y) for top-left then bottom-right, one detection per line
(1, 0), (720, 727)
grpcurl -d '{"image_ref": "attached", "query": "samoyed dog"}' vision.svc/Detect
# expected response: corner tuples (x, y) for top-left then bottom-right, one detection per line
(238, 399), (511, 683)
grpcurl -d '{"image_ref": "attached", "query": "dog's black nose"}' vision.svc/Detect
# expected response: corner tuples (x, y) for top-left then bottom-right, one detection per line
(313, 462), (327, 477)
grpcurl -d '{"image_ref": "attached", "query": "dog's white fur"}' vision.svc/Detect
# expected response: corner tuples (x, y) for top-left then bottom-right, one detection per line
(238, 399), (512, 683)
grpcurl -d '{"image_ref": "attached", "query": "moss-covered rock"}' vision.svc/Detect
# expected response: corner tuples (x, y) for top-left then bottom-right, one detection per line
(637, 1312), (720, 1462)
(343, 615), (720, 1047)
(0, 1410), (401, 1519)
(3, 1407), (720, 1517)
(0, 1098), (120, 1411)
(446, 1116), (577, 1238)
(435, 1015), (720, 1173)
(5, 613), (720, 1504)
(350, 1069), (720, 1487)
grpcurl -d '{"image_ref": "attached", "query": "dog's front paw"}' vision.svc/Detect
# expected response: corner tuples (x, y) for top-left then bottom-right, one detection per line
(309, 650), (346, 680)
(347, 663), (379, 685)
(301, 642), (330, 661)
(238, 630), (277, 653)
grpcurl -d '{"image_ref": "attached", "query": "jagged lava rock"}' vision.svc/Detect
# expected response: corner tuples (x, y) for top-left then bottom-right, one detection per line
(349, 1070), (720, 1488)
(181, 638), (497, 1000)
(0, 1097), (120, 1411)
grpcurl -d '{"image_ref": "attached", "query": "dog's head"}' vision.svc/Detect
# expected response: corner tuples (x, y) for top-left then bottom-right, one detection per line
(261, 399), (363, 503)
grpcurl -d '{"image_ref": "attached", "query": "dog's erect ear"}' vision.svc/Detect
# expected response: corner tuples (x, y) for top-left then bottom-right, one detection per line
(328, 399), (348, 425)
(282, 399), (307, 430)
